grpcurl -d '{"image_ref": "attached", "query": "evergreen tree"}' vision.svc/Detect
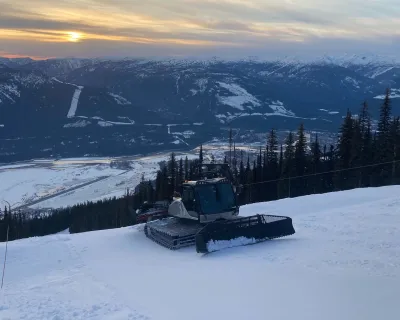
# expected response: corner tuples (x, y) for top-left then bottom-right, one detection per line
(350, 119), (363, 187)
(266, 129), (279, 200)
(336, 109), (354, 190)
(294, 123), (308, 196)
(310, 133), (322, 193)
(360, 110), (373, 187)
(199, 144), (203, 164)
(377, 88), (392, 142)
(375, 88), (393, 185)
(389, 116), (400, 184)
(168, 152), (177, 194)
(184, 156), (189, 180)
(359, 100), (370, 135)
(280, 131), (295, 198)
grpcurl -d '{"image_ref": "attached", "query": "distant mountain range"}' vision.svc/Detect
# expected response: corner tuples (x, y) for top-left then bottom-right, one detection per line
(0, 54), (399, 162)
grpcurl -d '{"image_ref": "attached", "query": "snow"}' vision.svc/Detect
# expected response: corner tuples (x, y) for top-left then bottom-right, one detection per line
(28, 158), (166, 209)
(109, 93), (132, 105)
(195, 78), (208, 93)
(171, 130), (195, 139)
(268, 100), (295, 116)
(0, 163), (123, 208)
(0, 83), (20, 104)
(0, 163), (33, 170)
(0, 153), (198, 209)
(98, 121), (113, 127)
(217, 82), (261, 110)
(374, 89), (400, 99)
(63, 119), (91, 128)
(343, 76), (360, 88)
(317, 53), (400, 67)
(215, 110), (316, 124)
(319, 108), (340, 115)
(66, 87), (83, 118)
(207, 236), (257, 252)
(369, 66), (394, 79)
(98, 118), (135, 126)
(175, 74), (180, 94)
(1, 186), (400, 319)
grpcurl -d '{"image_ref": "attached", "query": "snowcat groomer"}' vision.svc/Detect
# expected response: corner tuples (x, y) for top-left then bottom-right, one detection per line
(143, 163), (295, 253)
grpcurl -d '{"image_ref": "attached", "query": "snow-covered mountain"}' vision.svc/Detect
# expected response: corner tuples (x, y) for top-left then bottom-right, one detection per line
(0, 55), (399, 162)
(1, 185), (399, 319)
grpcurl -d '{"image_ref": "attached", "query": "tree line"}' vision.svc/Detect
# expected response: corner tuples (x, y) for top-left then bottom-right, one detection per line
(1, 88), (399, 242)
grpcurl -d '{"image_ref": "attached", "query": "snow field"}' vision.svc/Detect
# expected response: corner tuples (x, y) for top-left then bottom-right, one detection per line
(0, 153), (199, 209)
(0, 186), (400, 319)
(0, 164), (123, 207)
(29, 160), (160, 209)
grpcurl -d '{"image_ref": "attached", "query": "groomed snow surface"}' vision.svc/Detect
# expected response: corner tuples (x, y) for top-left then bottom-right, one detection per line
(1, 186), (400, 320)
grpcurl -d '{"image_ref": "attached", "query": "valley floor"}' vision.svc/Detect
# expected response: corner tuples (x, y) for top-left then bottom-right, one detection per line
(1, 186), (400, 320)
(0, 153), (197, 210)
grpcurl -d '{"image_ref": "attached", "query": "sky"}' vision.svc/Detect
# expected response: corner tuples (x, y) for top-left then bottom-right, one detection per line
(0, 0), (399, 60)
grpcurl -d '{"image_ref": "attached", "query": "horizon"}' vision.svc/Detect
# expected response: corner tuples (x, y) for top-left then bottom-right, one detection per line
(1, 52), (400, 64)
(1, 0), (399, 60)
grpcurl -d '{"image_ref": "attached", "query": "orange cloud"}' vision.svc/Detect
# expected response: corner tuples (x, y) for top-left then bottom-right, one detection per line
(0, 51), (52, 60)
(0, 0), (399, 58)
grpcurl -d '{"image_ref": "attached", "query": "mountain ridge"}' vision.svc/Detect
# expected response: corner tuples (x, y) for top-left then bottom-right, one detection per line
(1, 54), (399, 162)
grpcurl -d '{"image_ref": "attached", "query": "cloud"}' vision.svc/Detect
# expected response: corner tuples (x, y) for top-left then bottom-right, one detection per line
(0, 0), (399, 58)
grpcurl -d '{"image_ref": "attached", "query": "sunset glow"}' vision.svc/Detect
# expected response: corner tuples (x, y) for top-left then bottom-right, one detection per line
(67, 32), (82, 42)
(0, 0), (399, 58)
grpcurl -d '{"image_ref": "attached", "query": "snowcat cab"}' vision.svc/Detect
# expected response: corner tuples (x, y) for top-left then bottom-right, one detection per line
(168, 177), (239, 223)
(143, 162), (295, 253)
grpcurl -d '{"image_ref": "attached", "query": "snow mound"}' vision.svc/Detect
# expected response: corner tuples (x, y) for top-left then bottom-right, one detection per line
(1, 186), (400, 319)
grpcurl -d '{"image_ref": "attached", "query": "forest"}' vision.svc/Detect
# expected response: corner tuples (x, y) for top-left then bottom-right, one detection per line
(1, 88), (399, 242)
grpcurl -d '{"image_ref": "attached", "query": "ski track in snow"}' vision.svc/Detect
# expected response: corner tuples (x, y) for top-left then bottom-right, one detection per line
(1, 186), (400, 319)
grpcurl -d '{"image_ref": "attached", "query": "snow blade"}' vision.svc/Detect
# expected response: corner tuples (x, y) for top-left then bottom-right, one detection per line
(195, 214), (295, 253)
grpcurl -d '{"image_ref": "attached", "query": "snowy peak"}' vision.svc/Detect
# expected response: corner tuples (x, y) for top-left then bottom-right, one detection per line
(13, 57), (101, 78)
(319, 53), (400, 67)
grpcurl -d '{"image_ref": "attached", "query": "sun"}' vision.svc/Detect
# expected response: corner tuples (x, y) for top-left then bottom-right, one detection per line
(67, 32), (82, 42)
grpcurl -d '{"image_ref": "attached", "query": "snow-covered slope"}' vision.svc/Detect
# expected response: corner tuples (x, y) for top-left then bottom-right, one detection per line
(1, 186), (400, 320)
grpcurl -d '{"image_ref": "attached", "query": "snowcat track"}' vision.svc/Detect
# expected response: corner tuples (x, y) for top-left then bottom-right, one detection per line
(144, 217), (204, 250)
(195, 214), (295, 253)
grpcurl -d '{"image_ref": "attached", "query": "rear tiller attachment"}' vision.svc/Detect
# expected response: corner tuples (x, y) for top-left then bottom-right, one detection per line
(195, 214), (295, 253)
